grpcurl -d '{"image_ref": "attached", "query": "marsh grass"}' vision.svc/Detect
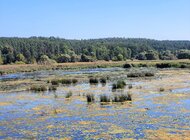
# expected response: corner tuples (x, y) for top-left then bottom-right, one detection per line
(86, 94), (95, 103)
(128, 84), (133, 89)
(127, 70), (155, 78)
(30, 85), (47, 92)
(48, 85), (57, 91)
(60, 79), (72, 85)
(159, 87), (165, 92)
(72, 79), (78, 84)
(100, 94), (111, 102)
(50, 78), (78, 86)
(51, 79), (60, 85)
(89, 78), (99, 84)
(65, 91), (73, 98)
(113, 93), (132, 102)
(112, 80), (126, 90)
(100, 77), (107, 84)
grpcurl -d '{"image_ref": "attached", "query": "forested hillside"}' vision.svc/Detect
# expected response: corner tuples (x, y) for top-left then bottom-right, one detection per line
(0, 37), (190, 64)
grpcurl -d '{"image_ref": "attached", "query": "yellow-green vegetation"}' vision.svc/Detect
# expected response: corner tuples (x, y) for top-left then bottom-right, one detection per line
(1, 59), (190, 75)
(112, 80), (126, 90)
(30, 85), (47, 92)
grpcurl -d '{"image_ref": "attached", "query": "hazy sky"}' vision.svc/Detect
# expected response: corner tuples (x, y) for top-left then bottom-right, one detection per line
(0, 0), (190, 40)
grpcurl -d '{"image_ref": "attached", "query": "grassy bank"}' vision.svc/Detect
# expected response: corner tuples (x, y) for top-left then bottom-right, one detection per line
(0, 59), (190, 75)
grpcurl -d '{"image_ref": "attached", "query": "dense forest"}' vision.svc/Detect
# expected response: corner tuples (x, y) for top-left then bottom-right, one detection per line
(0, 37), (190, 64)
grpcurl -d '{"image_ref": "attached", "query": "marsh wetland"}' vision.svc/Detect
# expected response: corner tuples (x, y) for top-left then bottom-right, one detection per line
(0, 64), (190, 139)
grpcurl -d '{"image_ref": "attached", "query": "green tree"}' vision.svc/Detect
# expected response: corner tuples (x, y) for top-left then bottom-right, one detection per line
(117, 54), (124, 61)
(145, 51), (159, 60)
(177, 50), (190, 59)
(136, 52), (147, 60)
(2, 45), (14, 64)
(16, 53), (25, 62)
(56, 54), (71, 63)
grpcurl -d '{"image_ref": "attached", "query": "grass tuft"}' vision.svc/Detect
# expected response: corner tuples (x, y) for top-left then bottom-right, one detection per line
(112, 80), (126, 90)
(89, 78), (99, 84)
(30, 85), (47, 92)
(100, 94), (111, 102)
(65, 91), (73, 98)
(86, 94), (95, 103)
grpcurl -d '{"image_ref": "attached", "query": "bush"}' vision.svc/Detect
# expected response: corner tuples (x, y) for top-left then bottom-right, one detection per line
(100, 78), (107, 84)
(60, 79), (72, 85)
(123, 63), (132, 69)
(89, 78), (99, 84)
(128, 84), (133, 89)
(49, 86), (57, 91)
(159, 88), (165, 92)
(127, 71), (155, 78)
(112, 80), (126, 90)
(156, 63), (172, 68)
(86, 94), (95, 103)
(51, 79), (60, 85)
(30, 85), (47, 92)
(113, 93), (132, 102)
(72, 79), (78, 84)
(100, 94), (111, 102)
(65, 91), (72, 98)
(145, 72), (155, 77)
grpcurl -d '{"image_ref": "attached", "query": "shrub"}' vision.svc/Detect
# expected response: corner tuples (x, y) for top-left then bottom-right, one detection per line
(60, 79), (72, 85)
(72, 79), (78, 84)
(123, 63), (132, 69)
(112, 80), (126, 90)
(145, 72), (155, 77)
(51, 79), (60, 85)
(100, 78), (107, 84)
(128, 84), (133, 89)
(180, 64), (189, 68)
(159, 88), (165, 92)
(30, 85), (47, 92)
(100, 94), (111, 102)
(49, 86), (57, 91)
(86, 94), (95, 103)
(137, 63), (148, 67)
(113, 93), (132, 102)
(127, 71), (154, 78)
(89, 78), (99, 84)
(65, 91), (72, 98)
(156, 63), (172, 68)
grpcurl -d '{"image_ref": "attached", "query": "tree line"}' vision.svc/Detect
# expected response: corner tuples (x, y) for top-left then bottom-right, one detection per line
(0, 37), (190, 64)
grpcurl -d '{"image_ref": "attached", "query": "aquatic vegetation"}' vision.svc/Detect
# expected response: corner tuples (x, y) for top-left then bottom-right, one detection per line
(112, 80), (126, 90)
(30, 85), (47, 92)
(89, 78), (99, 84)
(100, 94), (111, 102)
(86, 93), (95, 103)
(65, 91), (73, 98)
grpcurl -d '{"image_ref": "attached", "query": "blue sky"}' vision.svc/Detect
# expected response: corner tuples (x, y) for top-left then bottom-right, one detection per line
(0, 0), (190, 40)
